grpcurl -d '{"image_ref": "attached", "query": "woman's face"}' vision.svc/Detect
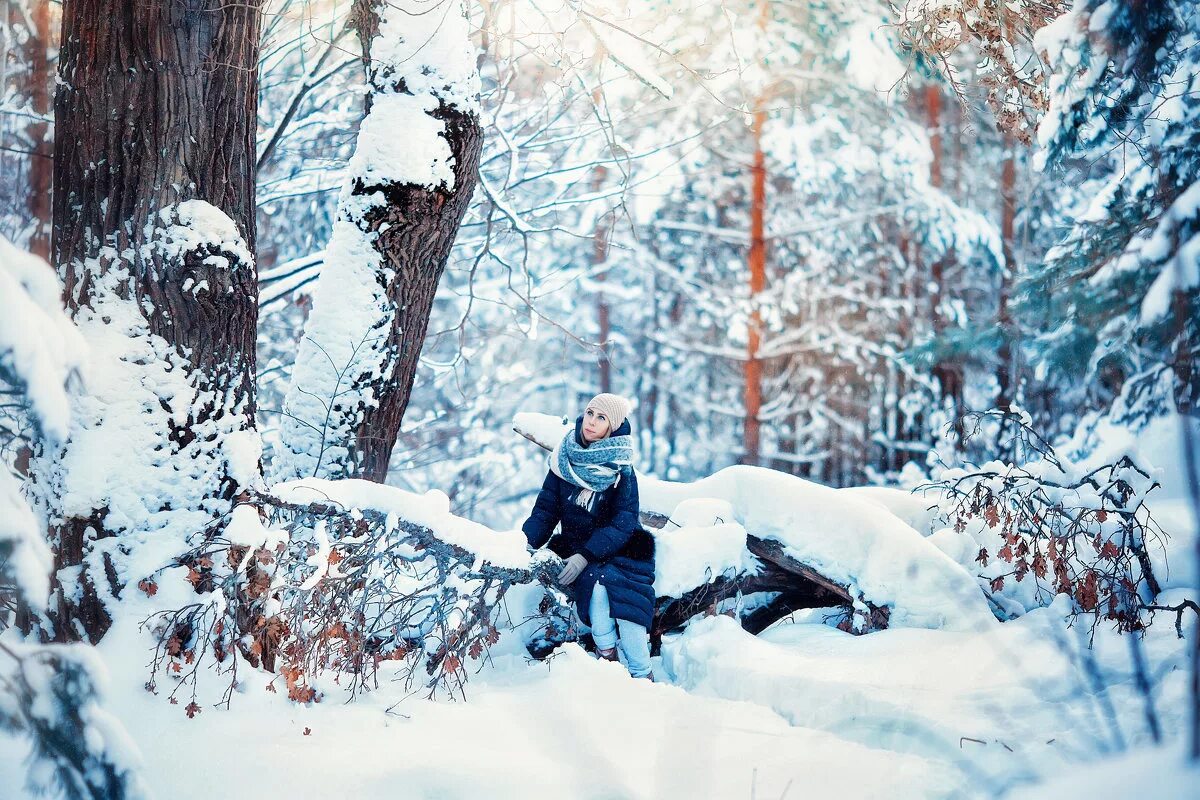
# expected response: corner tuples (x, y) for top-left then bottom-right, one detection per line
(581, 406), (611, 442)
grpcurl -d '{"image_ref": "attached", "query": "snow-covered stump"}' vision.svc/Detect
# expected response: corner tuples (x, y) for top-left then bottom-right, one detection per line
(273, 0), (483, 484)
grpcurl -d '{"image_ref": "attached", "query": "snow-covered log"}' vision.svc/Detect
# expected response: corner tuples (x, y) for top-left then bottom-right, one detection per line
(273, 0), (483, 483)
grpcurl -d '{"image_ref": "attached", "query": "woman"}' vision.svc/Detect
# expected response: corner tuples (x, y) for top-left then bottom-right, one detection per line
(521, 393), (656, 679)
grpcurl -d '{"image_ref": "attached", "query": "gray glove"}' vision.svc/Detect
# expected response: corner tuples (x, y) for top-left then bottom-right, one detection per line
(557, 554), (588, 585)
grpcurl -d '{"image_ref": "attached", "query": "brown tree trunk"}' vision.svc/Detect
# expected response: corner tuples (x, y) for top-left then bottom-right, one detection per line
(43, 0), (262, 643)
(925, 84), (964, 442)
(743, 106), (767, 466)
(592, 159), (612, 394)
(997, 136), (1017, 414)
(25, 0), (52, 259)
(275, 0), (482, 483)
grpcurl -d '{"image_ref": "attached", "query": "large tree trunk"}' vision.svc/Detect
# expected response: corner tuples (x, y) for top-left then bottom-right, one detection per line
(35, 0), (262, 643)
(272, 0), (483, 484)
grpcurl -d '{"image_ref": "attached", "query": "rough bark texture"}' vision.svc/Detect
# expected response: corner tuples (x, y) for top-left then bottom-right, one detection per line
(275, 0), (483, 484)
(349, 113), (483, 482)
(45, 0), (261, 643)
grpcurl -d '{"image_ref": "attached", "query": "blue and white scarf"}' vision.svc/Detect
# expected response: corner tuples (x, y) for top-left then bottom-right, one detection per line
(549, 426), (634, 512)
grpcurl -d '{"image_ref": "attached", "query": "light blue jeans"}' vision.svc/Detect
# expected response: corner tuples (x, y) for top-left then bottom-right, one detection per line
(588, 583), (652, 678)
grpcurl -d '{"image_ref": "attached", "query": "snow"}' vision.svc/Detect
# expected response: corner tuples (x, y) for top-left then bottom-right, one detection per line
(654, 518), (756, 598)
(349, 0), (479, 192)
(1015, 741), (1199, 799)
(274, 477), (532, 570)
(663, 599), (1193, 795)
(146, 200), (254, 272)
(641, 465), (997, 631)
(513, 411), (571, 449)
(0, 235), (86, 443)
(39, 212), (257, 540)
(0, 237), (82, 608)
(1, 469), (52, 608)
(351, 92), (458, 190)
(3, 566), (1191, 800)
(841, 485), (942, 535)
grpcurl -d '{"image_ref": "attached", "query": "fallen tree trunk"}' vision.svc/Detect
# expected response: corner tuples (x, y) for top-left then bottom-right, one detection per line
(644, 513), (890, 649)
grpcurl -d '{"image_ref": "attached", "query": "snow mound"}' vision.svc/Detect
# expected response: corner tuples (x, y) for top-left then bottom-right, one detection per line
(840, 485), (941, 536)
(654, 519), (756, 599)
(0, 235), (85, 443)
(643, 466), (996, 631)
(512, 411), (571, 450)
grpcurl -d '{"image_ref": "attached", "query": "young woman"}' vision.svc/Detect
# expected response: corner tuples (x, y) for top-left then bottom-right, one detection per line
(521, 393), (656, 679)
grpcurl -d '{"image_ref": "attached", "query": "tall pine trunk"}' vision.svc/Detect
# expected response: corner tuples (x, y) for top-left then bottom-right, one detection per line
(925, 83), (964, 444)
(24, 0), (52, 259)
(743, 103), (767, 466)
(273, 0), (483, 483)
(36, 0), (262, 643)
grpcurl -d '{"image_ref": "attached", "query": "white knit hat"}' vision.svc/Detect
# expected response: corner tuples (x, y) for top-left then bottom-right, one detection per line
(585, 393), (631, 433)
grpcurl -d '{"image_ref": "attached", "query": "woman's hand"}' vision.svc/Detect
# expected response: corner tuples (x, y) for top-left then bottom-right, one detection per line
(557, 554), (588, 585)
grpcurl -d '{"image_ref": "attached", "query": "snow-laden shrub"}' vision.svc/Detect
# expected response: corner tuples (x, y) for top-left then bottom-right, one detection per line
(139, 480), (564, 705)
(0, 235), (146, 800)
(920, 409), (1167, 633)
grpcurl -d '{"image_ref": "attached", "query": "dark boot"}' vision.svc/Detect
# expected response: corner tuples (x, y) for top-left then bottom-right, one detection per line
(596, 646), (619, 662)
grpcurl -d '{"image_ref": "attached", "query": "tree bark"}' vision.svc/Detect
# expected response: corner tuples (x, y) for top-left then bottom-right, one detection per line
(40, 0), (262, 643)
(274, 0), (483, 483)
(996, 136), (1017, 428)
(743, 104), (767, 466)
(24, 0), (52, 259)
(924, 84), (965, 445)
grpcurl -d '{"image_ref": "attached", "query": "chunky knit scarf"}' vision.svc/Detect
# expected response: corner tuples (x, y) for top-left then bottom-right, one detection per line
(549, 426), (634, 512)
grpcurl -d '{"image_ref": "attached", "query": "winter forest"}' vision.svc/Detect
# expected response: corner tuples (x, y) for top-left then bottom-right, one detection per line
(1, 0), (1198, 797)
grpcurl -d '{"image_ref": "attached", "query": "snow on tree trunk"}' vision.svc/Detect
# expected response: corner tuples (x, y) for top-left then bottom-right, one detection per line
(1, 236), (147, 800)
(31, 0), (263, 644)
(272, 0), (483, 484)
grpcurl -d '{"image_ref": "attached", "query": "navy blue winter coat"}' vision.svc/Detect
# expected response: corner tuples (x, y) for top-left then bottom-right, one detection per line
(522, 417), (656, 630)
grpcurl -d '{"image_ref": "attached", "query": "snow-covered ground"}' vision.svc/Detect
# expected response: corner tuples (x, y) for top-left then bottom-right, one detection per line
(2, 584), (1193, 799)
(3, 414), (1196, 799)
